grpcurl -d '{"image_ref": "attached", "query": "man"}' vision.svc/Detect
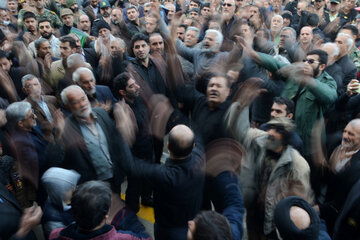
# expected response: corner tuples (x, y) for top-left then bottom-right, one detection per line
(78, 14), (92, 36)
(99, 0), (112, 24)
(17, 12), (39, 46)
(225, 84), (313, 238)
(299, 26), (313, 54)
(113, 72), (154, 212)
(270, 15), (284, 44)
(84, 0), (100, 24)
(189, 0), (201, 10)
(165, 3), (176, 23)
(66, 0), (86, 24)
(221, 0), (237, 51)
(73, 67), (116, 111)
(335, 32), (357, 92)
(260, 97), (303, 153)
(22, 74), (58, 141)
(184, 26), (200, 48)
(271, 27), (298, 62)
(34, 38), (59, 82)
(339, 24), (360, 73)
(94, 19), (113, 56)
(149, 32), (164, 56)
(200, 2), (212, 23)
(17, 0), (62, 30)
(322, 42), (343, 95)
(49, 181), (151, 239)
(0, 9), (17, 34)
(189, 8), (200, 22)
(340, 0), (357, 23)
(145, 14), (159, 35)
(59, 85), (123, 190)
(49, 36), (78, 89)
(28, 18), (61, 58)
(110, 8), (123, 38)
(125, 5), (145, 34)
(177, 24), (187, 41)
(313, 0), (330, 29)
(329, 0), (341, 22)
(59, 8), (76, 36)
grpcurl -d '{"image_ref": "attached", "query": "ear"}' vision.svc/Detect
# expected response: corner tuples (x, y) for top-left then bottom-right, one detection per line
(319, 63), (326, 72)
(119, 89), (126, 98)
(287, 113), (293, 120)
(17, 120), (24, 128)
(22, 87), (27, 95)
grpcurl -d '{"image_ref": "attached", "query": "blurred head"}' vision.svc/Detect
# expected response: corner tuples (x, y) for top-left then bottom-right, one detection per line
(329, 0), (340, 13)
(22, 74), (42, 100)
(278, 27), (296, 49)
(270, 15), (283, 33)
(59, 35), (77, 59)
(68, 33), (81, 52)
(282, 11), (292, 27)
(111, 8), (122, 24)
(149, 33), (164, 55)
(143, 3), (151, 16)
(304, 49), (328, 77)
(299, 26), (313, 45)
(126, 5), (139, 22)
(90, 0), (99, 8)
(73, 67), (96, 95)
(6, 102), (36, 131)
(200, 3), (211, 19)
(270, 97), (294, 119)
(7, 0), (18, 14)
(23, 12), (37, 32)
(98, 27), (111, 40)
(187, 211), (232, 240)
(113, 72), (140, 101)
(265, 117), (295, 151)
(71, 181), (112, 231)
(165, 3), (176, 20)
(177, 24), (187, 41)
(189, 8), (200, 21)
(168, 124), (195, 158)
(297, 1), (308, 16)
(61, 85), (92, 119)
(38, 19), (54, 39)
(208, 19), (221, 31)
(110, 37), (126, 57)
(185, 27), (200, 47)
(335, 32), (353, 58)
(131, 33), (150, 62)
(34, 0), (45, 10)
(189, 0), (200, 9)
(321, 42), (339, 65)
(344, 0), (356, 12)
(206, 73), (231, 110)
(100, 6), (111, 18)
(35, 38), (51, 58)
(145, 15), (158, 34)
(314, 0), (325, 10)
(222, 0), (236, 21)
(79, 15), (91, 32)
(339, 24), (359, 42)
(61, 13), (74, 27)
(202, 29), (223, 52)
(0, 50), (12, 72)
(342, 119), (360, 151)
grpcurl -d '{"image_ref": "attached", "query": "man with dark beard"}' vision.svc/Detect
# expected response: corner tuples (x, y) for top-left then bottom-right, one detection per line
(28, 18), (61, 58)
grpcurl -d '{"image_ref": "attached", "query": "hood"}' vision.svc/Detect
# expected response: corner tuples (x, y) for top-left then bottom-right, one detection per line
(42, 167), (80, 210)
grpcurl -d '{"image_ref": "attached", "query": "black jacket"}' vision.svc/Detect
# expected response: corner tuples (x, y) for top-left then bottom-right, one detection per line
(336, 54), (357, 93)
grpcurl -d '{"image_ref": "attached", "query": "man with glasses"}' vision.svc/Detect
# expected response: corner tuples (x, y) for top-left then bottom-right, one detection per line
(313, 0), (330, 29)
(221, 0), (237, 51)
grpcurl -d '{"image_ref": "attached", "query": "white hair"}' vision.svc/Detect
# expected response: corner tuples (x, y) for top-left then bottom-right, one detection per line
(337, 32), (354, 52)
(6, 102), (32, 123)
(66, 53), (85, 69)
(205, 29), (224, 46)
(60, 85), (85, 105)
(110, 37), (126, 49)
(72, 67), (96, 84)
(272, 14), (284, 24)
(322, 42), (340, 58)
(186, 26), (201, 39)
(21, 74), (39, 87)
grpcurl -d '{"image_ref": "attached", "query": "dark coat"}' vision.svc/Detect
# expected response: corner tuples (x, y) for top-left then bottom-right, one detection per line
(83, 47), (99, 70)
(92, 85), (117, 104)
(336, 54), (357, 93)
(60, 108), (124, 184)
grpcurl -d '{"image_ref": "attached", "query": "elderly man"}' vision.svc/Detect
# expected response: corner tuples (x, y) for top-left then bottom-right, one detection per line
(22, 74), (58, 141)
(270, 15), (284, 44)
(184, 27), (200, 48)
(110, 8), (123, 38)
(73, 67), (116, 111)
(149, 32), (164, 56)
(78, 14), (92, 36)
(33, 38), (59, 81)
(270, 27), (298, 62)
(221, 0), (237, 50)
(322, 42), (343, 95)
(338, 25), (360, 73)
(94, 20), (113, 56)
(58, 8), (76, 36)
(59, 85), (123, 191)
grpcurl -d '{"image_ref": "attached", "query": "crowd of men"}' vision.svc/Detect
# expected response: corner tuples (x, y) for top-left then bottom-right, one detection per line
(1, 0), (360, 239)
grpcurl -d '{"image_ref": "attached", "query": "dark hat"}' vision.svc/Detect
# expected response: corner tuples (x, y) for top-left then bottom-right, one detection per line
(330, 0), (340, 4)
(282, 10), (293, 19)
(96, 19), (111, 32)
(274, 196), (320, 240)
(60, 8), (73, 18)
(100, 0), (111, 8)
(66, 0), (77, 8)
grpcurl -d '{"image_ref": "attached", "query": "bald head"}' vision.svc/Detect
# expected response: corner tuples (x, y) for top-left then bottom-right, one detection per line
(168, 124), (195, 158)
(290, 206), (311, 230)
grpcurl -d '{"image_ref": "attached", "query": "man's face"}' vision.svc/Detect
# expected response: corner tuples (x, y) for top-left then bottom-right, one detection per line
(297, 2), (307, 15)
(314, 0), (324, 10)
(34, 0), (44, 10)
(66, 88), (92, 119)
(321, 45), (336, 63)
(304, 54), (322, 77)
(110, 40), (124, 57)
(24, 17), (37, 32)
(278, 29), (294, 49)
(100, 6), (111, 17)
(177, 26), (186, 41)
(189, 1), (200, 9)
(23, 78), (42, 99)
(345, 0), (356, 11)
(335, 34), (350, 57)
(98, 28), (110, 40)
(266, 128), (284, 151)
(283, 17), (291, 27)
(127, 8), (139, 22)
(329, 2), (340, 13)
(39, 21), (53, 39)
(62, 14), (74, 27)
(20, 109), (37, 130)
(185, 29), (198, 47)
(111, 8), (122, 24)
(60, 41), (75, 59)
(90, 0), (99, 7)
(206, 76), (230, 107)
(300, 27), (313, 45)
(78, 71), (96, 95)
(125, 78), (140, 100)
(144, 5), (151, 16)
(79, 15), (91, 31)
(208, 21), (221, 30)
(133, 40), (150, 61)
(342, 122), (360, 151)
(0, 10), (10, 23)
(249, 6), (259, 18)
(270, 103), (289, 119)
(201, 6), (211, 18)
(189, 11), (200, 21)
(202, 32), (219, 51)
(222, 0), (236, 20)
(145, 16), (157, 34)
(149, 34), (164, 55)
(240, 24), (251, 38)
(0, 57), (12, 72)
(7, 1), (18, 13)
(272, 0), (281, 11)
(166, 4), (175, 19)
(271, 16), (283, 32)
(339, 29), (356, 41)
(70, 3), (79, 13)
(69, 34), (81, 52)
(37, 41), (52, 58)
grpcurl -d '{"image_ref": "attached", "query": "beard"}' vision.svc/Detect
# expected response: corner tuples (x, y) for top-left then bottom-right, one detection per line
(266, 135), (283, 151)
(42, 32), (53, 39)
(313, 64), (320, 77)
(74, 102), (92, 119)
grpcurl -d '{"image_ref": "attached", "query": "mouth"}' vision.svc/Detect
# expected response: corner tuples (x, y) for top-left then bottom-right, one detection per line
(209, 91), (219, 98)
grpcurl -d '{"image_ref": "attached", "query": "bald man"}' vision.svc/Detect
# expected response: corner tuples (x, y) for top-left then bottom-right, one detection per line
(299, 26), (313, 54)
(117, 119), (206, 240)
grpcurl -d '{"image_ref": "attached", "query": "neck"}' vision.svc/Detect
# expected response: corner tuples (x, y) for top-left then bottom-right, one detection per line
(140, 57), (149, 67)
(329, 11), (338, 17)
(272, 145), (285, 153)
(37, 8), (44, 15)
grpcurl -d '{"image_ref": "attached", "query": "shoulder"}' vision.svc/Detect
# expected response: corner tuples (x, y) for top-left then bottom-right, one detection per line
(51, 60), (62, 68)
(291, 148), (310, 173)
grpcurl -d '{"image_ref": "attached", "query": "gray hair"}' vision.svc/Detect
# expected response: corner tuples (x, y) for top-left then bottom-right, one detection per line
(322, 42), (340, 58)
(110, 37), (126, 49)
(186, 26), (200, 39)
(21, 74), (38, 87)
(35, 38), (49, 50)
(60, 85), (85, 105)
(72, 67), (95, 84)
(281, 27), (297, 40)
(337, 32), (354, 52)
(205, 29), (223, 46)
(67, 53), (85, 69)
(6, 102), (32, 123)
(126, 4), (138, 11)
(272, 14), (284, 24)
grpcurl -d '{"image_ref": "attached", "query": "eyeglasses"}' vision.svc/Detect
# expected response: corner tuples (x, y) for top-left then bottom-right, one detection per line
(144, 10), (149, 13)
(303, 59), (320, 64)
(223, 3), (233, 7)
(23, 111), (36, 121)
(314, 0), (323, 2)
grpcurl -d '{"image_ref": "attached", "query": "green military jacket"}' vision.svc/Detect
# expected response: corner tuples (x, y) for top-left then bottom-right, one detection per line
(258, 53), (338, 155)
(18, 8), (63, 30)
(349, 46), (360, 73)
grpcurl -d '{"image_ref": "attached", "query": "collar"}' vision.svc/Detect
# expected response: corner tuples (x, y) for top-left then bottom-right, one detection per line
(75, 111), (97, 125)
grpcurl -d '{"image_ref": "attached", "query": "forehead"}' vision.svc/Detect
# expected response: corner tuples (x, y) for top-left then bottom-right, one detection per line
(339, 29), (352, 36)
(112, 8), (121, 14)
(134, 40), (148, 46)
(79, 71), (93, 80)
(150, 35), (163, 42)
(68, 89), (86, 100)
(111, 40), (122, 47)
(24, 17), (36, 22)
(99, 28), (110, 33)
(336, 35), (347, 42)
(60, 41), (70, 47)
(40, 41), (50, 47)
(39, 21), (51, 27)
(146, 17), (157, 23)
(25, 78), (40, 84)
(307, 54), (319, 60)
(209, 76), (228, 85)
(272, 102), (286, 109)
(272, 16), (282, 22)
(205, 32), (217, 39)
(79, 15), (89, 21)
(301, 27), (312, 34)
(127, 78), (136, 85)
